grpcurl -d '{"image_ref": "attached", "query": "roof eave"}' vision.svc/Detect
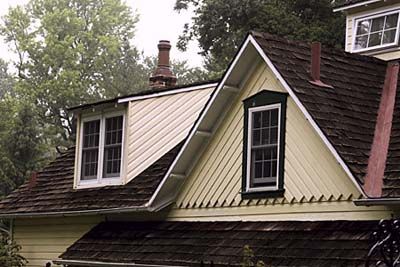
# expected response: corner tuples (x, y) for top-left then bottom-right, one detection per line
(53, 259), (184, 267)
(333, 0), (382, 12)
(0, 205), (149, 219)
(354, 198), (400, 206)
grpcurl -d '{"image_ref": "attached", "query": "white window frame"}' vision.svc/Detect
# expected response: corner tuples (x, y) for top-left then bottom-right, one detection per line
(246, 103), (281, 192)
(352, 9), (400, 53)
(77, 110), (125, 188)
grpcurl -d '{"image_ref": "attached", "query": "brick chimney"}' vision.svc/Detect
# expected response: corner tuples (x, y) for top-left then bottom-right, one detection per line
(149, 40), (177, 89)
(309, 42), (333, 88)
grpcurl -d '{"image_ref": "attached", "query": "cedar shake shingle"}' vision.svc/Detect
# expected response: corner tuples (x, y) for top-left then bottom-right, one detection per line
(0, 144), (181, 215)
(59, 220), (379, 267)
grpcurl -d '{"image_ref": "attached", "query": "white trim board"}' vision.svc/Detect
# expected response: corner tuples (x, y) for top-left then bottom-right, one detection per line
(147, 33), (366, 211)
(333, 0), (382, 12)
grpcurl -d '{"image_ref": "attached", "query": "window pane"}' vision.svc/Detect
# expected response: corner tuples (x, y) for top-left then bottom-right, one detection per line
(253, 112), (261, 129)
(371, 17), (385, 32)
(263, 161), (271, 178)
(261, 110), (270, 128)
(270, 126), (278, 144)
(357, 20), (370, 35)
(385, 14), (399, 29)
(83, 120), (100, 148)
(81, 149), (98, 180)
(368, 32), (383, 47)
(261, 128), (269, 145)
(383, 29), (397, 44)
(252, 129), (261, 146)
(270, 109), (278, 126)
(355, 35), (368, 49)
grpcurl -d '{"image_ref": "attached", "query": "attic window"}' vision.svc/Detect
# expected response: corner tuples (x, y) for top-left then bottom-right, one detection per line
(242, 91), (287, 198)
(78, 112), (125, 188)
(353, 10), (400, 52)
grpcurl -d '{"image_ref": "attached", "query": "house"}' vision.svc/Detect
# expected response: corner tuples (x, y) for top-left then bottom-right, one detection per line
(1, 0), (400, 266)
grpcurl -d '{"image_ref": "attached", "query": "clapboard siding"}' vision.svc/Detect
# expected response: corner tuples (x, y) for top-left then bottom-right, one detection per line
(126, 87), (213, 182)
(14, 216), (102, 267)
(345, 2), (400, 61)
(172, 62), (374, 220)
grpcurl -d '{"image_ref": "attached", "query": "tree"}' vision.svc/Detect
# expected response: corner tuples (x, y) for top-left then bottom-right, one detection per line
(175, 0), (345, 76)
(0, 0), (141, 146)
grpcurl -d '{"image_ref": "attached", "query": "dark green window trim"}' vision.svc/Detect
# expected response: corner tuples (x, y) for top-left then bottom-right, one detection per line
(242, 90), (287, 199)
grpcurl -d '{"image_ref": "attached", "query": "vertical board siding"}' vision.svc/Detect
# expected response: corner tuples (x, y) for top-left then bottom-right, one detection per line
(174, 62), (362, 219)
(345, 3), (400, 59)
(126, 87), (214, 182)
(14, 216), (102, 267)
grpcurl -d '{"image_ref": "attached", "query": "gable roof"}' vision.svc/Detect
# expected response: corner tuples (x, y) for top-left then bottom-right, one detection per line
(151, 31), (400, 208)
(0, 143), (182, 218)
(56, 220), (378, 267)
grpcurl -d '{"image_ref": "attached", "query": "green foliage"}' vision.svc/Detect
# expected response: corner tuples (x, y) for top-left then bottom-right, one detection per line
(0, 0), (141, 145)
(0, 233), (27, 267)
(241, 245), (265, 267)
(175, 0), (345, 76)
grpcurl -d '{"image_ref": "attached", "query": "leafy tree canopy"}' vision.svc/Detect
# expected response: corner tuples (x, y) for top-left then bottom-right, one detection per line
(1, 0), (142, 144)
(175, 0), (345, 76)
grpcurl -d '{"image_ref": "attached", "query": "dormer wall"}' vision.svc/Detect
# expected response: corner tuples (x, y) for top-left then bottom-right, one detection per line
(343, 1), (400, 60)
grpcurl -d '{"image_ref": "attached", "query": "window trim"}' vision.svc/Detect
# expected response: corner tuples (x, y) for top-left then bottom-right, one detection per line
(242, 90), (287, 199)
(77, 110), (125, 188)
(351, 9), (400, 53)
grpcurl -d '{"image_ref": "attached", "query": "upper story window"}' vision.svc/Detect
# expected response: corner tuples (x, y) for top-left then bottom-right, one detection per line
(353, 10), (400, 52)
(78, 112), (125, 188)
(242, 91), (287, 198)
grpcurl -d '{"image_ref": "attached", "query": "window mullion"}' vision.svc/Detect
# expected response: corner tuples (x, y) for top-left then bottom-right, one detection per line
(97, 116), (106, 183)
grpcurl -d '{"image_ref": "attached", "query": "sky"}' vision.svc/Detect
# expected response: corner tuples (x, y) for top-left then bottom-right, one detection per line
(0, 0), (204, 68)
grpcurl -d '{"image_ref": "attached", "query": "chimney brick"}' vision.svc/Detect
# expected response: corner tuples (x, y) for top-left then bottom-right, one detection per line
(149, 40), (177, 89)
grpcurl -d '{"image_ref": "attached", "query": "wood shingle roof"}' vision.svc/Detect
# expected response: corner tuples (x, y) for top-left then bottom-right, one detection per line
(0, 144), (181, 216)
(58, 220), (379, 267)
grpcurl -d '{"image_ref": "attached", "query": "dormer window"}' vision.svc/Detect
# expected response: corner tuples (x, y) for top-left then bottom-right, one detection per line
(77, 111), (125, 188)
(353, 10), (400, 52)
(242, 91), (287, 198)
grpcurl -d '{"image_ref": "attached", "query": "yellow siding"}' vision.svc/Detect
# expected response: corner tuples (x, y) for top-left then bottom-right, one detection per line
(126, 87), (213, 182)
(169, 62), (390, 221)
(14, 216), (102, 267)
(345, 2), (400, 61)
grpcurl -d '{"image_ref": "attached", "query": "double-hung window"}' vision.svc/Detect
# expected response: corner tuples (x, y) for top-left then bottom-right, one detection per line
(353, 10), (400, 52)
(79, 112), (124, 187)
(242, 91), (287, 198)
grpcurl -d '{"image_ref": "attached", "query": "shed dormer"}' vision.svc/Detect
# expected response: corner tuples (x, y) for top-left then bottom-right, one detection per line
(334, 0), (400, 61)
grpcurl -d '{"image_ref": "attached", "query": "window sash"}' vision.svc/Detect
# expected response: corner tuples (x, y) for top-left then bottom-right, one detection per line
(81, 120), (100, 180)
(103, 116), (123, 178)
(353, 10), (400, 52)
(246, 104), (281, 192)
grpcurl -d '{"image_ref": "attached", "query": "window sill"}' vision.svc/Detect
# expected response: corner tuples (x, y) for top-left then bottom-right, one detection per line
(75, 179), (123, 189)
(241, 189), (285, 199)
